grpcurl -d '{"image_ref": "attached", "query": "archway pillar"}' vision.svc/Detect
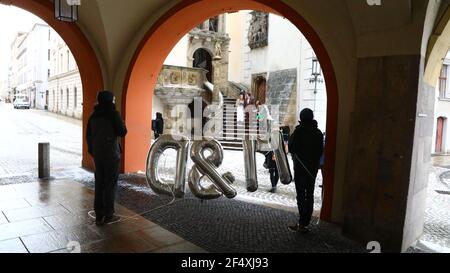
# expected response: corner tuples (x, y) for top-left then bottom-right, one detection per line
(342, 54), (433, 252)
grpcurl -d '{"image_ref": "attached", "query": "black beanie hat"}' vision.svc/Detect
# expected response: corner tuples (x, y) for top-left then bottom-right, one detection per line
(97, 90), (114, 105)
(300, 108), (314, 122)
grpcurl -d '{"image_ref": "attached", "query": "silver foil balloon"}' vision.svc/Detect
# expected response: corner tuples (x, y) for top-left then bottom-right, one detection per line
(243, 138), (258, 192)
(146, 134), (190, 198)
(271, 130), (293, 185)
(189, 138), (236, 199)
(188, 163), (223, 200)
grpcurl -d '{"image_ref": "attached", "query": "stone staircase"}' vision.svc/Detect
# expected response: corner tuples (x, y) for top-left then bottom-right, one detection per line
(218, 95), (260, 151)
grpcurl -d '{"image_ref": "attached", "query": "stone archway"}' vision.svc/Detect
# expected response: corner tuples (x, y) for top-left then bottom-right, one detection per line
(122, 0), (339, 221)
(1, 0), (104, 170)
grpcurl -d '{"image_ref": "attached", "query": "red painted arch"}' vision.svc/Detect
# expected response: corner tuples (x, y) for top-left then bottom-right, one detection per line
(122, 0), (338, 221)
(3, 0), (104, 170)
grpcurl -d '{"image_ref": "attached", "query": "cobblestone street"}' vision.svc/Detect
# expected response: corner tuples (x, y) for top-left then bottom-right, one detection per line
(0, 101), (448, 252)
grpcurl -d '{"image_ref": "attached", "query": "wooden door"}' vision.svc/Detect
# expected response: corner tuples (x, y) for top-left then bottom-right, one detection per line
(436, 117), (445, 153)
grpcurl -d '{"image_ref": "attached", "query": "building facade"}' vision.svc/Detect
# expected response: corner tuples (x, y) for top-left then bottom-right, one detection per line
(432, 51), (450, 154)
(9, 24), (50, 110)
(229, 11), (327, 132)
(47, 29), (82, 119)
(154, 11), (327, 137)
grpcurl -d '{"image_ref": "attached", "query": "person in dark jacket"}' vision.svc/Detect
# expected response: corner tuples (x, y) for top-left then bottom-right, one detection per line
(288, 108), (323, 232)
(264, 151), (279, 193)
(86, 90), (127, 226)
(152, 112), (164, 139)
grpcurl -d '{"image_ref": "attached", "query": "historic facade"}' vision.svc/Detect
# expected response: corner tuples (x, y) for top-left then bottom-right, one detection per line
(154, 11), (327, 139)
(432, 51), (450, 154)
(47, 29), (82, 119)
(9, 24), (50, 110)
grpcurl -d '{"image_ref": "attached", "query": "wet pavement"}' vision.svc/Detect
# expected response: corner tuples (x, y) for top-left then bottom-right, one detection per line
(0, 180), (205, 253)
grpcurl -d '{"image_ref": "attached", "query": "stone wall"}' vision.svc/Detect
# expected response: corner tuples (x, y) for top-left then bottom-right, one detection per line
(267, 68), (297, 128)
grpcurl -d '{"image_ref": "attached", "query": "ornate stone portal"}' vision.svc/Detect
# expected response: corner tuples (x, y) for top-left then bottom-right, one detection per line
(188, 15), (231, 101)
(248, 11), (269, 50)
(155, 65), (207, 136)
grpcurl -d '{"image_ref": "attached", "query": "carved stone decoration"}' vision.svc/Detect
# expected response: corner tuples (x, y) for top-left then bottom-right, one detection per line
(248, 11), (269, 50)
(188, 73), (198, 85)
(214, 41), (222, 60)
(170, 71), (181, 84)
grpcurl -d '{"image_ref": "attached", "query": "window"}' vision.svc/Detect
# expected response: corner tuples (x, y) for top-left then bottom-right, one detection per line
(60, 89), (63, 111)
(60, 53), (63, 73)
(440, 64), (449, 99)
(66, 88), (70, 109)
(48, 49), (50, 61)
(74, 87), (77, 109)
(209, 16), (219, 32)
(67, 50), (70, 71)
(47, 69), (50, 79)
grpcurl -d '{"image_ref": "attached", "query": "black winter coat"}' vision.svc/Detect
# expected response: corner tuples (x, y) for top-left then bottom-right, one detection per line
(288, 120), (323, 178)
(86, 105), (127, 160)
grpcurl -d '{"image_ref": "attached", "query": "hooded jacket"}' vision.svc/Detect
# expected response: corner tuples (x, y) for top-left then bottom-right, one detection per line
(288, 120), (324, 177)
(86, 95), (127, 160)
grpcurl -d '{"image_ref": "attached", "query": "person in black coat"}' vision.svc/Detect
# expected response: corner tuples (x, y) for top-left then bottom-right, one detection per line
(264, 151), (279, 193)
(288, 108), (323, 232)
(86, 90), (128, 226)
(152, 112), (164, 139)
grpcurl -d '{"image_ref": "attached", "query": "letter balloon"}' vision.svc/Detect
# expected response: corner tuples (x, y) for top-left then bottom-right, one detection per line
(146, 134), (190, 198)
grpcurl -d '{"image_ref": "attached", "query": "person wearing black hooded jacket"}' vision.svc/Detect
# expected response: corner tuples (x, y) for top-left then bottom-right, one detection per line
(86, 90), (127, 225)
(288, 108), (323, 232)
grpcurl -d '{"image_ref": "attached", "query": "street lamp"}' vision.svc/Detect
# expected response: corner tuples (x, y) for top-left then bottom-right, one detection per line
(309, 57), (324, 112)
(54, 0), (81, 22)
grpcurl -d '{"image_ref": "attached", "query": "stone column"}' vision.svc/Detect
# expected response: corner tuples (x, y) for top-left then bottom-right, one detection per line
(342, 55), (431, 252)
(212, 59), (222, 103)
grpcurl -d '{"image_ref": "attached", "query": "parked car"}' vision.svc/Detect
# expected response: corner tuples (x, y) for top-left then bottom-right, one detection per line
(13, 95), (31, 109)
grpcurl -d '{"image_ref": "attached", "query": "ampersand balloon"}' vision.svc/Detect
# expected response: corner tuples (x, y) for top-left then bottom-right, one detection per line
(188, 138), (236, 199)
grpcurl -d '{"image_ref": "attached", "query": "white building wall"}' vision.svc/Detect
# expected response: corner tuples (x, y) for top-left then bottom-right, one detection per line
(47, 29), (82, 119)
(236, 11), (327, 132)
(10, 24), (50, 109)
(163, 35), (189, 67)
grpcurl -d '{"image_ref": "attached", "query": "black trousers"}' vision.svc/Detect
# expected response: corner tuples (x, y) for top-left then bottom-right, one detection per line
(294, 173), (316, 226)
(269, 168), (279, 188)
(94, 157), (120, 218)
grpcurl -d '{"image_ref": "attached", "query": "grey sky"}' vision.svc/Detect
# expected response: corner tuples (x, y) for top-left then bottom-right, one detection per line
(0, 4), (46, 82)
